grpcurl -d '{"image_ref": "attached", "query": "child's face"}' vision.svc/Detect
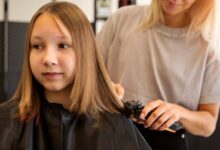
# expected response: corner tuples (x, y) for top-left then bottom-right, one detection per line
(30, 13), (75, 96)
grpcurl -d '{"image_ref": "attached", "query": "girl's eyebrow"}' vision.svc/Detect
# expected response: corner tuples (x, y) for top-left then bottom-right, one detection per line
(30, 35), (71, 42)
(31, 36), (42, 40)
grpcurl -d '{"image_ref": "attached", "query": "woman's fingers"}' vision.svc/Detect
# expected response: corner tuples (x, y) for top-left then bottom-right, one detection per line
(139, 100), (180, 131)
(140, 100), (163, 120)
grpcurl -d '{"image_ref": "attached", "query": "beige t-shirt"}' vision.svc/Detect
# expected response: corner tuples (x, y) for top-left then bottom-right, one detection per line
(96, 5), (220, 110)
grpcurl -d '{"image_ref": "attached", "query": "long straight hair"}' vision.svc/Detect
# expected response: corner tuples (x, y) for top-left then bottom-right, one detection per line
(142, 0), (220, 53)
(12, 2), (124, 122)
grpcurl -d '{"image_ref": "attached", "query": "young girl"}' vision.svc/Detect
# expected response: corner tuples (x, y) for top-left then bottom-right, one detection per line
(0, 2), (151, 150)
(96, 0), (220, 149)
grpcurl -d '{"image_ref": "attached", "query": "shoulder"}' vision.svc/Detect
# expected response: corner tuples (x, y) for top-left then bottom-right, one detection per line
(0, 100), (20, 148)
(97, 113), (151, 149)
(109, 5), (148, 24)
(101, 5), (148, 38)
(0, 99), (19, 125)
(115, 5), (147, 16)
(99, 113), (138, 138)
(0, 99), (19, 115)
(197, 35), (220, 68)
(100, 112), (132, 127)
(0, 99), (20, 131)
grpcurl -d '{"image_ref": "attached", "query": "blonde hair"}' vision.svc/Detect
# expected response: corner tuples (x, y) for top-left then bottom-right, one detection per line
(12, 2), (124, 122)
(143, 0), (220, 53)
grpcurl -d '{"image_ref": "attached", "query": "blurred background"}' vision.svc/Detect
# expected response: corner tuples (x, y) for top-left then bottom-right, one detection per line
(0, 0), (219, 150)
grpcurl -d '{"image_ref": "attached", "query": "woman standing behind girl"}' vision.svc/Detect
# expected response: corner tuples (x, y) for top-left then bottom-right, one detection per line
(96, 0), (220, 149)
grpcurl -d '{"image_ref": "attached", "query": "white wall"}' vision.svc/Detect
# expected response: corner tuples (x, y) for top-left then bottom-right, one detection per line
(0, 0), (3, 21)
(5, 0), (151, 23)
(58, 0), (95, 22)
(8, 0), (51, 22)
(136, 0), (151, 5)
(8, 0), (94, 23)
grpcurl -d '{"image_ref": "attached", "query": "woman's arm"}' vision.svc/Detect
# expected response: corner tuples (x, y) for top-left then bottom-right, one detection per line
(179, 103), (219, 137)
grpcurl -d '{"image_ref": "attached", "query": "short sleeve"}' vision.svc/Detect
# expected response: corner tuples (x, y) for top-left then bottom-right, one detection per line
(200, 50), (220, 103)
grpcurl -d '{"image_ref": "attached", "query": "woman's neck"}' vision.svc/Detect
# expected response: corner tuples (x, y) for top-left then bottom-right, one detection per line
(163, 13), (191, 28)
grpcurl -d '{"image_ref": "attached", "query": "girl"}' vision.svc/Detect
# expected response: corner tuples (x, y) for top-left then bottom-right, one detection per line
(0, 2), (151, 150)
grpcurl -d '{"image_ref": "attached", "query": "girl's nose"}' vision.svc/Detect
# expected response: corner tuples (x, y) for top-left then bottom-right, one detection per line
(43, 47), (58, 66)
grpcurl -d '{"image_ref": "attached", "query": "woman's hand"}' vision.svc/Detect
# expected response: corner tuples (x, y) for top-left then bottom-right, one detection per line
(134, 99), (219, 136)
(137, 100), (182, 131)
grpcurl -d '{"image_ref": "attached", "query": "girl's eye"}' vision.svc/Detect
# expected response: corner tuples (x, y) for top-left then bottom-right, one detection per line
(31, 44), (43, 50)
(58, 43), (70, 49)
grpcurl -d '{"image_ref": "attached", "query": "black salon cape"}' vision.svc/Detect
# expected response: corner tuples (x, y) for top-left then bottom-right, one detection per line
(0, 99), (151, 150)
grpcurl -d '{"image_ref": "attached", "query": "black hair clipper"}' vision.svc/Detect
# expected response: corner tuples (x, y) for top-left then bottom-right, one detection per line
(123, 100), (183, 133)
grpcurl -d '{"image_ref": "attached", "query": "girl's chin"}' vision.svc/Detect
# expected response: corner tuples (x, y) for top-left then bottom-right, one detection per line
(43, 85), (65, 92)
(43, 84), (72, 93)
